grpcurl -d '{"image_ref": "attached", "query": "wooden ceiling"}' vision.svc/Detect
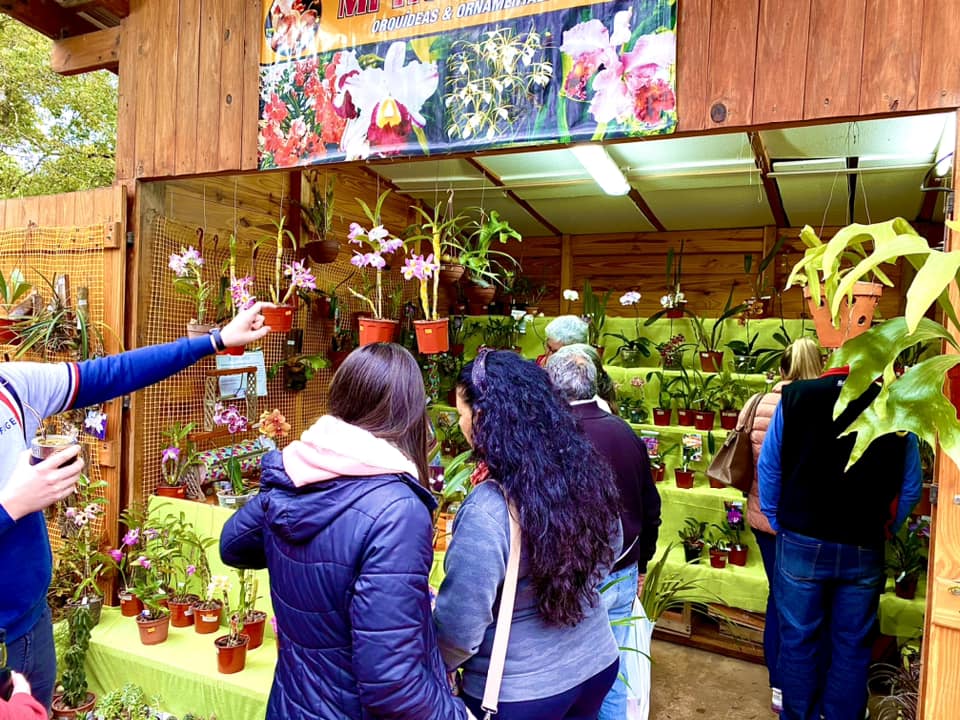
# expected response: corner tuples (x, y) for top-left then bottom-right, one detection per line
(0, 0), (127, 39)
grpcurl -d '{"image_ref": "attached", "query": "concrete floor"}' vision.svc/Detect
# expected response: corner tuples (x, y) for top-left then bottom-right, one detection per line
(649, 639), (774, 719)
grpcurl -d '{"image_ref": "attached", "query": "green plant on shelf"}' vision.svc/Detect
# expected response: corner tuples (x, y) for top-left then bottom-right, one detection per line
(705, 526), (730, 553)
(617, 395), (648, 424)
(639, 543), (720, 622)
(707, 368), (752, 413)
(649, 442), (678, 472)
(59, 604), (94, 710)
(645, 369), (680, 411)
(580, 279), (613, 347)
(678, 517), (707, 549)
(887, 518), (930, 586)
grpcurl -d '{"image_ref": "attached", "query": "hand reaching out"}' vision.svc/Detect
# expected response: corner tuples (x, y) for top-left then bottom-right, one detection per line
(220, 302), (273, 348)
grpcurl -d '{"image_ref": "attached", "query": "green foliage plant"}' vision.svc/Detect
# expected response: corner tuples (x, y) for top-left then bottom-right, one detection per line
(639, 544), (719, 622)
(457, 210), (522, 288)
(581, 279), (613, 347)
(0, 268), (30, 312)
(94, 683), (150, 720)
(60, 605), (94, 709)
(677, 518), (707, 548)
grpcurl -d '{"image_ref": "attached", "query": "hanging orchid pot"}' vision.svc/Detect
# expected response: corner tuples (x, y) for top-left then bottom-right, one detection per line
(262, 305), (295, 333)
(804, 282), (882, 349)
(415, 318), (450, 354)
(358, 318), (399, 346)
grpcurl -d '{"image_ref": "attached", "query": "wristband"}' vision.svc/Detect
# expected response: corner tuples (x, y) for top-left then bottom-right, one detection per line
(210, 328), (227, 352)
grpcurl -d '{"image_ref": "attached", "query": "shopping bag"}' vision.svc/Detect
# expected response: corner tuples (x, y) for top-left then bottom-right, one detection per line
(625, 596), (654, 720)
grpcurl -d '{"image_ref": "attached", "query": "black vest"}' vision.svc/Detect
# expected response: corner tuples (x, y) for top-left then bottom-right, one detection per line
(777, 375), (908, 547)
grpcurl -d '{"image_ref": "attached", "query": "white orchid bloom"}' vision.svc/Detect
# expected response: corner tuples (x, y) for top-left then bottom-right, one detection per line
(563, 289), (580, 301)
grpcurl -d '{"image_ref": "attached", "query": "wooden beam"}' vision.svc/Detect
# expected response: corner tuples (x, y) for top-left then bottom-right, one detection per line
(51, 25), (119, 75)
(627, 187), (666, 232)
(57, 0), (129, 18)
(0, 0), (99, 38)
(465, 157), (562, 237)
(748, 131), (790, 227)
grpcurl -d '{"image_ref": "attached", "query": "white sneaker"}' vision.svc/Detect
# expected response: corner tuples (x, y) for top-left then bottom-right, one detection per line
(771, 688), (783, 713)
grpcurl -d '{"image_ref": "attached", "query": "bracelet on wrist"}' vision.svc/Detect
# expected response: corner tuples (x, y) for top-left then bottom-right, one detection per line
(210, 328), (227, 352)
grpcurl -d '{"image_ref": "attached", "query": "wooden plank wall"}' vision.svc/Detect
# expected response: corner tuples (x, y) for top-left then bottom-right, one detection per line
(0, 185), (127, 549)
(113, 0), (960, 180)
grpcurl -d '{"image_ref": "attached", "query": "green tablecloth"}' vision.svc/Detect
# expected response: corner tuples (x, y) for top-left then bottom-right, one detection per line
(879, 576), (926, 640)
(86, 607), (274, 720)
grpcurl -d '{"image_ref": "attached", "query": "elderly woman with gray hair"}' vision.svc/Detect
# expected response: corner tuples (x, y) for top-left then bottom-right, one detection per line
(546, 345), (662, 720)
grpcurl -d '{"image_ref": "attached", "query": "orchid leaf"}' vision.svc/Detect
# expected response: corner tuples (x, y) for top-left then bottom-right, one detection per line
(830, 317), (958, 419)
(904, 251), (960, 333)
(839, 354), (960, 470)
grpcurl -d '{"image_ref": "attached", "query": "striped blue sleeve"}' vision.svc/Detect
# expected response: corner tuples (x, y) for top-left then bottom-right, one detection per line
(757, 403), (784, 532)
(71, 336), (213, 410)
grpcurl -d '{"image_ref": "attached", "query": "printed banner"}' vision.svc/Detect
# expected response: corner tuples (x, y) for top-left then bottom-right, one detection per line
(259, 0), (677, 169)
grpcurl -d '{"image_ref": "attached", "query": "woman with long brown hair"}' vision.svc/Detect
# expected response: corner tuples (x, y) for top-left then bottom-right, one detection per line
(221, 343), (468, 720)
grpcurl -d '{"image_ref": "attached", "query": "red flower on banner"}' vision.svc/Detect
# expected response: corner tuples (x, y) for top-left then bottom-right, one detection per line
(631, 78), (676, 125)
(265, 93), (288, 124)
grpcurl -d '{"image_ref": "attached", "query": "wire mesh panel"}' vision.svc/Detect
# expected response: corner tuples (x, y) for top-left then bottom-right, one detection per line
(0, 223), (110, 555)
(136, 214), (414, 501)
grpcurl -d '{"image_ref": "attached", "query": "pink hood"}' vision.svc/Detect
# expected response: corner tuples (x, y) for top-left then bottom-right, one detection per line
(281, 415), (419, 487)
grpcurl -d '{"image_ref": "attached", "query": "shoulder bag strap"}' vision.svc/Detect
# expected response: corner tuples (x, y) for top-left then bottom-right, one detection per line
(737, 393), (765, 432)
(480, 500), (522, 719)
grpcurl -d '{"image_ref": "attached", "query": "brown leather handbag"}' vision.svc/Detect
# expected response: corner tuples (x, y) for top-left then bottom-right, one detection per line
(706, 393), (764, 493)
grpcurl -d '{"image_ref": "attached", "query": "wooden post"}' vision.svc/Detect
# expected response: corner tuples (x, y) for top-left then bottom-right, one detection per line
(560, 234), (573, 314)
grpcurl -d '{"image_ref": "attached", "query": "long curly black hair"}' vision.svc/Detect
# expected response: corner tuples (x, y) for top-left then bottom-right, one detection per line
(457, 350), (620, 627)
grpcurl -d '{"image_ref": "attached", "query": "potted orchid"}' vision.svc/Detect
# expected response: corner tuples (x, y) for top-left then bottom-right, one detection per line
(157, 421), (197, 499)
(213, 574), (250, 674)
(299, 171), (340, 263)
(402, 252), (447, 354)
(255, 217), (317, 333)
(60, 474), (109, 626)
(716, 504), (748, 566)
(212, 403), (258, 510)
(347, 191), (406, 344)
(163, 513), (215, 627)
(257, 408), (291, 451)
(195, 575), (227, 636)
(132, 552), (172, 646)
(661, 240), (687, 318)
(605, 290), (654, 367)
(887, 518), (930, 600)
(109, 506), (150, 617)
(169, 246), (212, 337)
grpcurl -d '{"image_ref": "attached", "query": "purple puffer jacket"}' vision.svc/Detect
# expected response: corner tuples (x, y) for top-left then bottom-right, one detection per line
(220, 451), (466, 720)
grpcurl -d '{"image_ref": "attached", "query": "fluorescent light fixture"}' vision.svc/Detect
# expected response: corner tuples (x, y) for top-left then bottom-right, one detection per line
(570, 144), (630, 196)
(935, 117), (956, 177)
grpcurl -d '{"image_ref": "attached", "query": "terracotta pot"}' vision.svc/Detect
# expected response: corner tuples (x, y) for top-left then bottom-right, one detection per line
(155, 484), (186, 499)
(119, 591), (143, 617)
(525, 305), (540, 315)
(414, 318), (450, 354)
(303, 238), (341, 263)
(709, 476), (727, 490)
(694, 411), (715, 430)
(651, 465), (665, 484)
(464, 283), (496, 313)
(653, 408), (671, 426)
(65, 595), (102, 626)
(439, 264), (465, 287)
(0, 316), (18, 344)
(720, 410), (739, 430)
(169, 595), (200, 627)
(729, 545), (749, 566)
(676, 409), (695, 426)
(186, 321), (215, 339)
(709, 549), (729, 569)
(136, 614), (170, 645)
(666, 308), (683, 319)
(262, 304), (295, 333)
(804, 282), (882, 349)
(700, 351), (723, 373)
(51, 692), (97, 719)
(592, 345), (606, 360)
(675, 469), (695, 489)
(193, 602), (223, 634)
(358, 318), (399, 346)
(243, 611), (267, 649)
(329, 349), (352, 371)
(450, 343), (465, 357)
(895, 575), (919, 600)
(217, 345), (244, 356)
(215, 634), (250, 674)
(683, 542), (703, 564)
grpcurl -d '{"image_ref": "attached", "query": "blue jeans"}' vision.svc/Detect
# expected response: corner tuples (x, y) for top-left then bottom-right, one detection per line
(464, 661), (618, 720)
(776, 531), (884, 720)
(5, 605), (56, 709)
(598, 563), (639, 720)
(755, 530), (780, 690)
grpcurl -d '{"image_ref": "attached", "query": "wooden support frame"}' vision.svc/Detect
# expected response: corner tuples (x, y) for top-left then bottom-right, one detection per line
(0, 0), (101, 38)
(627, 187), (666, 232)
(465, 157), (562, 237)
(51, 25), (120, 75)
(748, 131), (790, 227)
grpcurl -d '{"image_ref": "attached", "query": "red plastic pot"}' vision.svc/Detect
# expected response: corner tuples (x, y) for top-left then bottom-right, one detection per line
(155, 485), (185, 499)
(729, 545), (749, 566)
(358, 318), (398, 346)
(262, 304), (295, 333)
(169, 595), (199, 627)
(676, 409), (695, 426)
(675, 469), (695, 489)
(329, 349), (351, 372)
(415, 319), (450, 354)
(651, 465), (665, 484)
(193, 602), (223, 634)
(136, 614), (170, 645)
(119, 591), (143, 617)
(217, 345), (244, 356)
(215, 634), (250, 674)
(720, 410), (739, 430)
(653, 408), (671, 426)
(895, 575), (919, 600)
(700, 351), (723, 373)
(666, 308), (683, 319)
(693, 411), (715, 430)
(709, 549), (729, 569)
(243, 612), (267, 649)
(0, 317), (18, 345)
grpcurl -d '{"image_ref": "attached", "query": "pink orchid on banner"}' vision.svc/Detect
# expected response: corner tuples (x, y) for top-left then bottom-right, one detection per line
(560, 9), (676, 130)
(340, 42), (439, 160)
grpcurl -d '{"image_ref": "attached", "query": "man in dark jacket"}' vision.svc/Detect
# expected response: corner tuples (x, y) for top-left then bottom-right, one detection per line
(546, 344), (661, 720)
(758, 369), (921, 720)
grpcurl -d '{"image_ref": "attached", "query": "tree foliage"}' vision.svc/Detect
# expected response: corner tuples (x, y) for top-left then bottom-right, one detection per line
(0, 17), (117, 199)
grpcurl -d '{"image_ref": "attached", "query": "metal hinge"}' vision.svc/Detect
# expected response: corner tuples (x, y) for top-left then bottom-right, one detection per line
(122, 394), (131, 410)
(126, 231), (135, 248)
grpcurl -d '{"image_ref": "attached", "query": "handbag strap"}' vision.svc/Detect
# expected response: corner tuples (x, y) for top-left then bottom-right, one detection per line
(481, 500), (522, 718)
(737, 393), (764, 432)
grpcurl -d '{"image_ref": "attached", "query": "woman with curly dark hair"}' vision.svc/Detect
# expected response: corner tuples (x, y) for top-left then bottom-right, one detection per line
(434, 349), (622, 720)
